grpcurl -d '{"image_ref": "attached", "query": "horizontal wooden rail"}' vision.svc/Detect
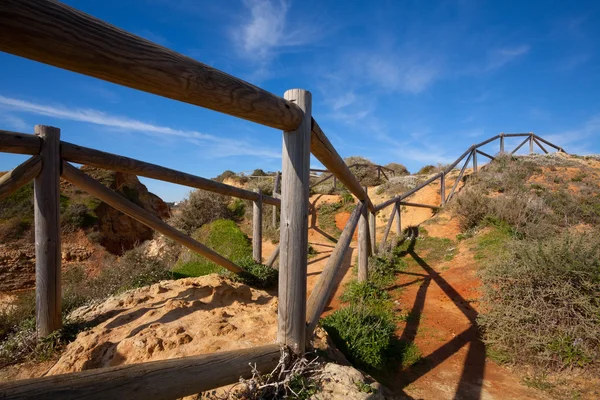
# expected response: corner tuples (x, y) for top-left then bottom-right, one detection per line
(0, 344), (281, 400)
(0, 130), (41, 155)
(0, 0), (302, 132)
(0, 155), (41, 201)
(375, 172), (442, 212)
(61, 142), (280, 206)
(61, 162), (244, 274)
(399, 201), (439, 210)
(310, 119), (375, 212)
(503, 133), (531, 137)
(306, 202), (363, 336)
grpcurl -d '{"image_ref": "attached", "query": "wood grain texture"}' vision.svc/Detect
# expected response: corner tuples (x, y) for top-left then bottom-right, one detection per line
(61, 141), (280, 206)
(396, 202), (402, 236)
(252, 189), (263, 263)
(357, 201), (369, 283)
(533, 137), (548, 154)
(0, 130), (40, 155)
(306, 202), (363, 335)
(0, 0), (302, 131)
(34, 125), (62, 337)
(272, 171), (280, 227)
(0, 344), (281, 400)
(266, 244), (280, 269)
(0, 155), (41, 201)
(399, 201), (440, 210)
(61, 162), (243, 274)
(310, 119), (375, 212)
(529, 134), (534, 154)
(440, 173), (446, 206)
(277, 89), (311, 354)
(473, 149), (478, 174)
(369, 212), (376, 254)
(379, 202), (396, 252)
(511, 136), (530, 155)
(447, 151), (472, 202)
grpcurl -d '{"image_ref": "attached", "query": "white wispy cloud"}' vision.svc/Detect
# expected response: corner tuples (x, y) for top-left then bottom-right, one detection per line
(365, 56), (440, 94)
(0, 113), (30, 131)
(0, 95), (280, 159)
(485, 45), (530, 71)
(232, 0), (318, 62)
(543, 115), (600, 154)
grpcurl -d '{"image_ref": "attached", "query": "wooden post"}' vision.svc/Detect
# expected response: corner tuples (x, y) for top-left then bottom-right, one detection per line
(377, 166), (381, 180)
(500, 133), (504, 153)
(252, 189), (263, 263)
(530, 133), (535, 154)
(265, 244), (280, 269)
(369, 212), (376, 255)
(358, 201), (369, 282)
(278, 89), (311, 354)
(440, 172), (446, 206)
(379, 205), (396, 252)
(473, 149), (478, 174)
(272, 171), (280, 228)
(395, 202), (402, 236)
(34, 125), (62, 337)
(332, 175), (337, 190)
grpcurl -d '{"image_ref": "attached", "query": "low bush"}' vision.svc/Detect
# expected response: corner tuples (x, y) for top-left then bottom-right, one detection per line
(384, 162), (409, 176)
(376, 176), (421, 196)
(213, 170), (236, 183)
(0, 217), (32, 242)
(478, 232), (600, 369)
(174, 219), (252, 278)
(170, 190), (232, 235)
(416, 165), (436, 175)
(322, 304), (396, 371)
(344, 156), (382, 187)
(61, 203), (97, 231)
(224, 257), (278, 289)
(341, 281), (390, 306)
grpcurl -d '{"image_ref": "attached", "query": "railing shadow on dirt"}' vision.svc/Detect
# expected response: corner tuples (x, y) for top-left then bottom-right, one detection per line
(308, 194), (340, 243)
(385, 227), (486, 400)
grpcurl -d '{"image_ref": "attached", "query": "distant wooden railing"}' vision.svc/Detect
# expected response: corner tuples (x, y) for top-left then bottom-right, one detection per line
(0, 1), (566, 398)
(309, 163), (396, 190)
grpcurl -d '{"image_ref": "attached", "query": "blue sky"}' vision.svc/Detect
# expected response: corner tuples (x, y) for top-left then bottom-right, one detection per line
(1, 0), (599, 201)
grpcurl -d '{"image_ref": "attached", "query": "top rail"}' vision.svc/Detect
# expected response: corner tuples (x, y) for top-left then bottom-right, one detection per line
(310, 119), (375, 212)
(0, 130), (41, 155)
(0, 0), (303, 132)
(375, 172), (442, 212)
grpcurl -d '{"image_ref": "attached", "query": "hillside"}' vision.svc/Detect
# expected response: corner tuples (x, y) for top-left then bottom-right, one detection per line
(0, 166), (170, 292)
(1, 153), (599, 399)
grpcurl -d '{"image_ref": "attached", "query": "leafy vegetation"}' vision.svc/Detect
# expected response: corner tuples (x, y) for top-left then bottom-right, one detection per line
(451, 154), (600, 371)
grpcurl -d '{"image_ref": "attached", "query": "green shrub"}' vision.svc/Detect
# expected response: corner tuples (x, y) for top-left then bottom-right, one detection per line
(61, 203), (97, 231)
(384, 163), (409, 176)
(341, 281), (390, 306)
(174, 219), (252, 278)
(478, 232), (600, 369)
(344, 156), (382, 187)
(417, 165), (436, 175)
(0, 182), (33, 220)
(227, 198), (246, 219)
(322, 304), (396, 371)
(213, 170), (236, 182)
(170, 190), (232, 235)
(0, 217), (32, 242)
(340, 191), (355, 204)
(224, 258), (278, 289)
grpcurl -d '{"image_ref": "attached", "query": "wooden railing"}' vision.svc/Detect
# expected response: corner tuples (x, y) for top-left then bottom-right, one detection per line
(0, 1), (566, 398)
(310, 163), (396, 190)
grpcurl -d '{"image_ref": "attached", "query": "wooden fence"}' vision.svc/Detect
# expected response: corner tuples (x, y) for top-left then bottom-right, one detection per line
(0, 1), (565, 398)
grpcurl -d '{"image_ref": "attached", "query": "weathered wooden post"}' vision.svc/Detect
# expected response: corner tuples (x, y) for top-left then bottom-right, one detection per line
(377, 166), (381, 180)
(472, 149), (478, 174)
(529, 133), (534, 154)
(369, 212), (376, 255)
(252, 188), (263, 263)
(34, 125), (62, 337)
(395, 202), (402, 236)
(272, 171), (280, 228)
(278, 89), (311, 354)
(500, 133), (505, 153)
(332, 175), (337, 190)
(357, 200), (369, 282)
(440, 172), (446, 206)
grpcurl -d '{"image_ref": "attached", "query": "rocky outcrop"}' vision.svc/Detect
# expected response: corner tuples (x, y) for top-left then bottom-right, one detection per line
(78, 166), (170, 255)
(0, 244), (35, 292)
